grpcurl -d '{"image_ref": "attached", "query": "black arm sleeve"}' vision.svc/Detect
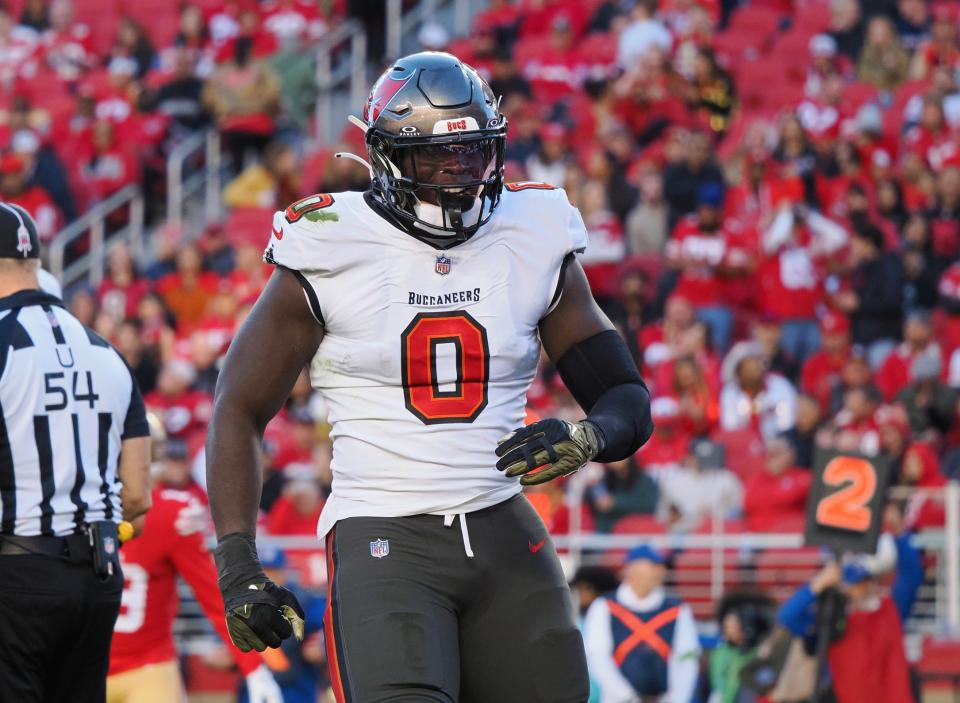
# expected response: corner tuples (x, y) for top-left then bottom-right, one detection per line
(555, 330), (654, 462)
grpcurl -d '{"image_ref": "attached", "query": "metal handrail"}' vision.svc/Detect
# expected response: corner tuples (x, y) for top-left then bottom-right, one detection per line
(166, 129), (209, 225)
(48, 184), (144, 289)
(315, 18), (368, 145)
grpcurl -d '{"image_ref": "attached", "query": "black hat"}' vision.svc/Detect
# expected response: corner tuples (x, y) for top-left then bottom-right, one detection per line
(0, 202), (40, 260)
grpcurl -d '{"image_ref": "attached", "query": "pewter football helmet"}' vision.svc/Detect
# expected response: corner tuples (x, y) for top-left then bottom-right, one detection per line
(361, 52), (507, 246)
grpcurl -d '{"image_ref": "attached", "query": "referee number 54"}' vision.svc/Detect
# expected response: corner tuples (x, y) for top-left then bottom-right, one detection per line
(43, 371), (100, 411)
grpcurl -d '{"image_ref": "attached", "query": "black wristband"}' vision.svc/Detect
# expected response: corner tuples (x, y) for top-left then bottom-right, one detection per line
(213, 533), (268, 593)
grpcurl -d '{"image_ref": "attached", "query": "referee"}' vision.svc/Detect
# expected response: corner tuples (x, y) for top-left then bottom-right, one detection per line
(0, 203), (151, 702)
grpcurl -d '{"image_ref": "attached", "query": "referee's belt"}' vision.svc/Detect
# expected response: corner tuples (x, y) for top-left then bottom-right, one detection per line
(0, 533), (92, 562)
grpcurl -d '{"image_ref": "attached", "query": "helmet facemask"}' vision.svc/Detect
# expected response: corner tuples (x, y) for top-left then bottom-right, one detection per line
(368, 128), (506, 244)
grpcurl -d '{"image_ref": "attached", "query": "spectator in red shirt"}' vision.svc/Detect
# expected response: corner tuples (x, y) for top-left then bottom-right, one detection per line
(0, 153), (61, 242)
(144, 359), (213, 444)
(80, 120), (139, 201)
(801, 311), (853, 411)
(665, 182), (751, 352)
(266, 478), (324, 535)
(156, 244), (221, 330)
(902, 440), (947, 530)
(97, 242), (151, 321)
(910, 3), (960, 79)
(743, 436), (813, 532)
(672, 356), (719, 437)
(40, 0), (94, 82)
(876, 310), (944, 401)
(520, 14), (584, 104)
(637, 396), (692, 470)
(759, 203), (848, 363)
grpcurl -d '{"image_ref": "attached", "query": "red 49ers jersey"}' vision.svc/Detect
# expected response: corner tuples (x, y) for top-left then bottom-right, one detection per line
(264, 185), (588, 537)
(109, 487), (261, 676)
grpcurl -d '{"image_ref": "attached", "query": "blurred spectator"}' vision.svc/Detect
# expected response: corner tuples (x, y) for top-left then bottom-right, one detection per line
(665, 182), (750, 352)
(686, 46), (735, 135)
(526, 122), (571, 187)
(895, 0), (932, 52)
(98, 242), (150, 320)
(663, 130), (724, 227)
(743, 437), (812, 532)
(111, 17), (156, 79)
(857, 15), (910, 90)
(832, 224), (904, 368)
(625, 171), (669, 255)
(146, 48), (211, 134)
(0, 153), (60, 241)
(779, 557), (916, 703)
(901, 440), (947, 530)
(18, 0), (49, 32)
(80, 120), (139, 201)
(203, 36), (281, 170)
(656, 439), (743, 531)
(821, 379), (883, 455)
(637, 396), (693, 470)
(579, 179), (627, 300)
(876, 403), (912, 465)
(719, 341), (798, 440)
(521, 14), (583, 103)
(587, 456), (659, 533)
(928, 166), (960, 261)
(897, 347), (957, 435)
(152, 436), (206, 501)
(583, 545), (700, 703)
(754, 316), (799, 383)
(156, 244), (220, 329)
(145, 359), (213, 443)
(616, 0), (671, 70)
(910, 3), (960, 80)
(673, 355), (719, 436)
(114, 318), (159, 395)
(266, 477), (324, 535)
(828, 0), (866, 60)
(709, 592), (776, 703)
(801, 311), (852, 410)
(40, 0), (94, 82)
(790, 393), (824, 469)
(9, 110), (78, 222)
(876, 311), (943, 401)
(223, 139), (300, 208)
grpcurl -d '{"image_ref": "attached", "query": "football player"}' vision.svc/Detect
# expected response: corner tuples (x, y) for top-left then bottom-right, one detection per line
(108, 438), (282, 703)
(207, 52), (653, 702)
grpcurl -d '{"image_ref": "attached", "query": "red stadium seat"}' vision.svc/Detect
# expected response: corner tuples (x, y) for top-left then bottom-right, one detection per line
(728, 5), (784, 37)
(710, 428), (766, 481)
(611, 514), (668, 535)
(792, 2), (831, 35)
(917, 638), (960, 696)
(225, 207), (274, 247)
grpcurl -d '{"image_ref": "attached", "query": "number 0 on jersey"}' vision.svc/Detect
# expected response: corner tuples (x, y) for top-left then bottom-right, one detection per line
(401, 311), (490, 424)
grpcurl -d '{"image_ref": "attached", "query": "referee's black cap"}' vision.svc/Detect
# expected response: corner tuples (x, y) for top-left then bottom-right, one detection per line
(0, 202), (40, 260)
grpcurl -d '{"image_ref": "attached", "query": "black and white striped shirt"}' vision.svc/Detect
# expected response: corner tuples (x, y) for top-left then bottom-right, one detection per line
(0, 289), (149, 537)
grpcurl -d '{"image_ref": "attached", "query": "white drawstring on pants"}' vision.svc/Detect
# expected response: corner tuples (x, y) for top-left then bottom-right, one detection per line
(443, 513), (475, 558)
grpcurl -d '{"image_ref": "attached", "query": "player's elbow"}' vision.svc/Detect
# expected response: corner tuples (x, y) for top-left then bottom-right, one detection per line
(591, 382), (654, 463)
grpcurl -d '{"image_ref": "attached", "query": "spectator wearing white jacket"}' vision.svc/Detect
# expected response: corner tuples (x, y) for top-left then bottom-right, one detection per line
(720, 341), (798, 440)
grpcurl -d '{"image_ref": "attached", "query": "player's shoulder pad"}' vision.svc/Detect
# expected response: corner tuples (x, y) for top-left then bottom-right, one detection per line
(501, 181), (588, 256)
(264, 192), (349, 272)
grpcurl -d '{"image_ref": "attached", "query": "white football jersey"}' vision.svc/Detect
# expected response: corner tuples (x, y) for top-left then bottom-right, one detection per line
(264, 184), (588, 537)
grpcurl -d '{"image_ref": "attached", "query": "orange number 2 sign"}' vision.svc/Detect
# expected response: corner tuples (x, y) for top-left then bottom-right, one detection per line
(815, 456), (878, 532)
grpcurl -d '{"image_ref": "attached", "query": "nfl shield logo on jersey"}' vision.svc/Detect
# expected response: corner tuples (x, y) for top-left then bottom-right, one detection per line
(435, 255), (451, 276)
(370, 538), (390, 558)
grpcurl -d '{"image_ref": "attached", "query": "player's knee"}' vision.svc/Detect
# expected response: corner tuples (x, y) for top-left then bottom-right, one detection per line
(527, 627), (590, 703)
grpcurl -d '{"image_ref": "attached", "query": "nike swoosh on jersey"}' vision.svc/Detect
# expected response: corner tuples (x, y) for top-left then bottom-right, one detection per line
(528, 538), (546, 553)
(272, 224), (283, 240)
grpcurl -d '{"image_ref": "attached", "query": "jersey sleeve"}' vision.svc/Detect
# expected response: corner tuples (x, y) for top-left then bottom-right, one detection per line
(544, 187), (589, 316)
(263, 208), (328, 325)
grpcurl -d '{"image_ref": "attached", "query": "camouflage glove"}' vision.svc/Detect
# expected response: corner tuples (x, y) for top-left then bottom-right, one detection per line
(495, 419), (604, 486)
(213, 533), (305, 652)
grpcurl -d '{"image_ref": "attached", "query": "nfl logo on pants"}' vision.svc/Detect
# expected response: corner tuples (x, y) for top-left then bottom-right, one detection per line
(435, 255), (451, 275)
(370, 538), (390, 558)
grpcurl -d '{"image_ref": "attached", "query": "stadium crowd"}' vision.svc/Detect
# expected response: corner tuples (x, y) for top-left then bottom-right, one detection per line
(1, 0), (959, 699)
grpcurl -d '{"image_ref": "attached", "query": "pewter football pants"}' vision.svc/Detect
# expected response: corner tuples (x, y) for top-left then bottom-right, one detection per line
(323, 494), (589, 702)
